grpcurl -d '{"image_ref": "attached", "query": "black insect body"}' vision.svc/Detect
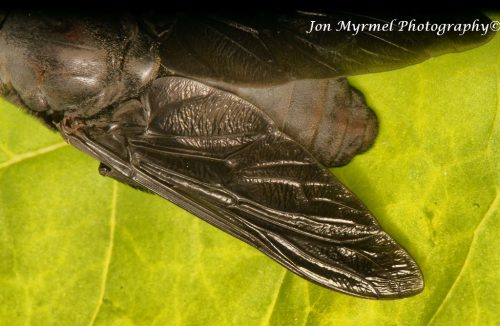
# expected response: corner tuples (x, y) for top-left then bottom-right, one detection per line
(0, 11), (493, 299)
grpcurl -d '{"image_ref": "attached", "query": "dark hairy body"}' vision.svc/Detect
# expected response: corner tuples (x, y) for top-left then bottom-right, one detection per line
(0, 11), (493, 299)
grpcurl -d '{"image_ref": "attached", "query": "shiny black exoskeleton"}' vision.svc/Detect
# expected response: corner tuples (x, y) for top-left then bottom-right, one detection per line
(0, 11), (493, 298)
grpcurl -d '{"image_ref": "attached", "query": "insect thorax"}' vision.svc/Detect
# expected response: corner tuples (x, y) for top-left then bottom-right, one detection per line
(0, 12), (159, 118)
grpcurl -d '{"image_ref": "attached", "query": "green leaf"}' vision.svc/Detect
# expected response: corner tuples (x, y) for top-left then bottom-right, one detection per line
(1, 23), (499, 326)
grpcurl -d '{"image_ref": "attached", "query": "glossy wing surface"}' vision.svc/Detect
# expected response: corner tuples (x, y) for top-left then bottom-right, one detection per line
(58, 77), (423, 298)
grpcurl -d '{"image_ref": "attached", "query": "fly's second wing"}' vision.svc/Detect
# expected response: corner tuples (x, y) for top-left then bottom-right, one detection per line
(58, 77), (423, 299)
(151, 11), (493, 85)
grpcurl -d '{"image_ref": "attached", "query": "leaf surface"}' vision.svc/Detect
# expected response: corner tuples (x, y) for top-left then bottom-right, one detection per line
(0, 16), (499, 326)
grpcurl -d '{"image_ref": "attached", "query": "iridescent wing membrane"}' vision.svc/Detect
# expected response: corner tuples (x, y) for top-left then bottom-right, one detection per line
(60, 77), (422, 298)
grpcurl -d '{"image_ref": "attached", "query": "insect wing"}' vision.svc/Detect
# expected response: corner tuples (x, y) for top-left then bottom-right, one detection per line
(154, 12), (493, 85)
(58, 77), (423, 299)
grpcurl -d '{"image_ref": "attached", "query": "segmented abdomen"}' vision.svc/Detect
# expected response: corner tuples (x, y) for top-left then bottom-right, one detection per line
(209, 77), (378, 167)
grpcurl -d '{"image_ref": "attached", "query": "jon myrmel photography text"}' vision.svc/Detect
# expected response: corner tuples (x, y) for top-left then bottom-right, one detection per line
(306, 18), (500, 36)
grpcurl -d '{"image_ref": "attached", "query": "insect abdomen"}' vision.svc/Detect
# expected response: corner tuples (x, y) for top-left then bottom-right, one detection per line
(211, 78), (378, 167)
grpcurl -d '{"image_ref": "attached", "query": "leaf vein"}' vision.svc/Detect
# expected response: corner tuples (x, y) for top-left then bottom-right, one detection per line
(0, 143), (15, 158)
(0, 142), (68, 170)
(261, 269), (287, 326)
(88, 181), (118, 326)
(426, 190), (499, 326)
